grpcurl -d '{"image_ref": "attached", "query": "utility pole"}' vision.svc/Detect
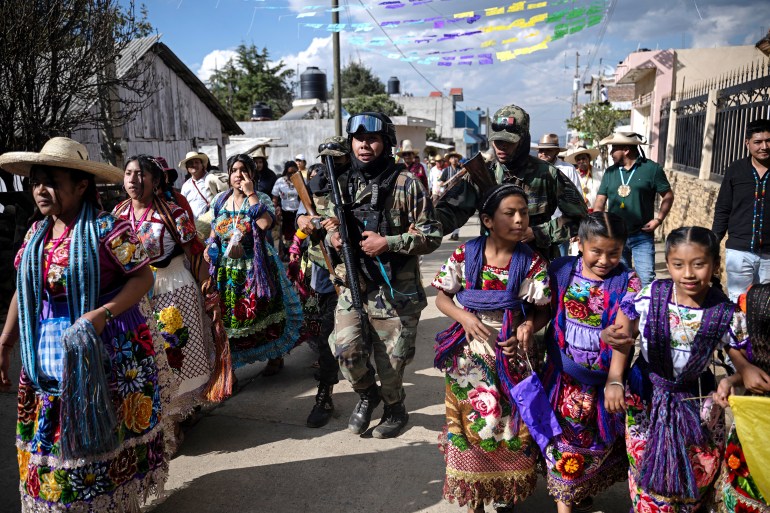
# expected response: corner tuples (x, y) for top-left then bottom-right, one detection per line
(572, 51), (580, 119)
(332, 0), (342, 136)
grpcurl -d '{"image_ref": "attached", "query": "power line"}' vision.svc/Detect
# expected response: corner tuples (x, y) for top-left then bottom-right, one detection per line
(354, 0), (445, 95)
(581, 0), (616, 82)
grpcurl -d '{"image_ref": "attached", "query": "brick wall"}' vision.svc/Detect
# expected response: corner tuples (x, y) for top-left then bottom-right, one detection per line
(659, 168), (727, 280)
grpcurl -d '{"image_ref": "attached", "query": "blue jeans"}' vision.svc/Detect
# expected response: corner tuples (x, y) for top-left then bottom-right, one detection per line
(725, 248), (770, 302)
(622, 231), (656, 287)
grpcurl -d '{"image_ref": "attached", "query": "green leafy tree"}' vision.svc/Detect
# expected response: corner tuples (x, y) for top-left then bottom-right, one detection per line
(344, 94), (405, 117)
(335, 61), (386, 98)
(208, 44), (295, 120)
(566, 102), (628, 166)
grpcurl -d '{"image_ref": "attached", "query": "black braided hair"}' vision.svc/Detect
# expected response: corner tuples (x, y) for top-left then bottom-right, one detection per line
(578, 211), (628, 244)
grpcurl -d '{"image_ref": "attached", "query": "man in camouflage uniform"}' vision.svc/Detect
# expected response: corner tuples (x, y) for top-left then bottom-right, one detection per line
(328, 112), (442, 438)
(435, 104), (587, 259)
(295, 136), (350, 428)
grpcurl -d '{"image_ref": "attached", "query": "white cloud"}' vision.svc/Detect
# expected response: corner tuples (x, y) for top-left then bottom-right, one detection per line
(276, 36), (334, 75)
(196, 49), (239, 82)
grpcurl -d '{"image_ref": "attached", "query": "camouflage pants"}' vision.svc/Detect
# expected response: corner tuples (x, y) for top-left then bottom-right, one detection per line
(330, 304), (420, 405)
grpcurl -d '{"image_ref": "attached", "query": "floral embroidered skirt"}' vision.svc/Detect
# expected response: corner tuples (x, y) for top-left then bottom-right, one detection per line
(717, 424), (770, 513)
(543, 372), (628, 504)
(16, 299), (170, 512)
(216, 245), (302, 367)
(439, 335), (538, 508)
(625, 389), (724, 513)
(153, 255), (214, 419)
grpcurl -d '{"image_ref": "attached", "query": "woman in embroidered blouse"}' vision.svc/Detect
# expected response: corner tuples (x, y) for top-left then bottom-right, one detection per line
(113, 155), (216, 445)
(205, 154), (302, 375)
(0, 138), (169, 513)
(605, 227), (749, 513)
(432, 185), (551, 513)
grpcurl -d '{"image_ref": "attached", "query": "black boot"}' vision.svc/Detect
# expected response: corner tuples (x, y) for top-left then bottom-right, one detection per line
(372, 401), (409, 439)
(348, 385), (381, 434)
(306, 383), (334, 428)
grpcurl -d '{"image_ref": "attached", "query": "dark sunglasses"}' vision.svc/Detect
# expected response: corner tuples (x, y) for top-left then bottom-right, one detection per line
(490, 122), (523, 134)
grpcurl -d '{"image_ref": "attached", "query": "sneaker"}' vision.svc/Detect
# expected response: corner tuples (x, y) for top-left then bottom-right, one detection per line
(348, 385), (381, 434)
(372, 401), (409, 439)
(306, 383), (334, 428)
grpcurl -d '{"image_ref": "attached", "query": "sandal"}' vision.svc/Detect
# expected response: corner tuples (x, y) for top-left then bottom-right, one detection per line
(263, 357), (285, 377)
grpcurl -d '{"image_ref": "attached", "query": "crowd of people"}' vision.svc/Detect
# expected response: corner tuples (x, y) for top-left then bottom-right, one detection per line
(0, 106), (767, 513)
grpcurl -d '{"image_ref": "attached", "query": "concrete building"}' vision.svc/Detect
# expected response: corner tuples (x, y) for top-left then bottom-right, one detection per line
(613, 45), (768, 162)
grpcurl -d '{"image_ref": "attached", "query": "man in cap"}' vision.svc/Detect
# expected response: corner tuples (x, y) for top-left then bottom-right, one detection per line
(179, 151), (214, 218)
(328, 112), (442, 439)
(435, 104), (588, 259)
(295, 136), (349, 428)
(712, 118), (770, 301)
(594, 132), (674, 286)
(439, 149), (464, 240)
(428, 154), (445, 197)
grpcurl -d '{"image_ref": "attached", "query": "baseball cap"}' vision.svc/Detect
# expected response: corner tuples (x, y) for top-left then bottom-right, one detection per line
(295, 153), (306, 161)
(489, 104), (530, 144)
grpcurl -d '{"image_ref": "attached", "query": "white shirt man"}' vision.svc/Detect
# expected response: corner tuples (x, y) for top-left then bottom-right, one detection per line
(179, 151), (214, 218)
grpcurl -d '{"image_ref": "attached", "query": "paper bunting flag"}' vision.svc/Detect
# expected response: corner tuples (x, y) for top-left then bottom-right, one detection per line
(729, 395), (770, 502)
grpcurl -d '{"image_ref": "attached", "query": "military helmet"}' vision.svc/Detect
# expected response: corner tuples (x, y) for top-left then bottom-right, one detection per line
(317, 135), (350, 157)
(346, 112), (397, 147)
(489, 104), (530, 144)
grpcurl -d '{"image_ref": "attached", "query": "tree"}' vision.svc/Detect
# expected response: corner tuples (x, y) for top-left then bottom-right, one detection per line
(208, 44), (295, 121)
(344, 95), (405, 117)
(336, 61), (386, 98)
(566, 102), (628, 166)
(0, 0), (155, 173)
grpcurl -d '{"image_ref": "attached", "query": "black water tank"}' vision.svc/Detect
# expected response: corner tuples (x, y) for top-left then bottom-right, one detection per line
(300, 67), (328, 101)
(250, 102), (273, 121)
(388, 76), (400, 95)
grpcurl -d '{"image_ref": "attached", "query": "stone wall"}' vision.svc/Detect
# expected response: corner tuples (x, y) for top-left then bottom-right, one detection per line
(659, 168), (727, 279)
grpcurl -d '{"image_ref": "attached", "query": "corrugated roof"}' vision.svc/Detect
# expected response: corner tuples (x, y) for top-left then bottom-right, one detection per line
(116, 36), (242, 135)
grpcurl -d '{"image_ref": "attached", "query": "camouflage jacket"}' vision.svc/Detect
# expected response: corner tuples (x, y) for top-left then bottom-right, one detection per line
(326, 162), (442, 318)
(492, 156), (587, 257)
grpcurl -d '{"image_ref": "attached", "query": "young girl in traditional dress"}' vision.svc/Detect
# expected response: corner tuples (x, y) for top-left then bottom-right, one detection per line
(541, 212), (641, 512)
(0, 138), (170, 512)
(206, 154), (302, 374)
(114, 155), (216, 449)
(608, 226), (749, 512)
(714, 283), (770, 512)
(432, 184), (551, 513)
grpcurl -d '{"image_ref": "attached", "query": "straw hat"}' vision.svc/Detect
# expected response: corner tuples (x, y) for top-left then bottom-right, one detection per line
(396, 139), (420, 156)
(250, 146), (269, 160)
(564, 146), (600, 165)
(599, 132), (649, 146)
(0, 137), (122, 184)
(445, 149), (462, 160)
(533, 133), (566, 151)
(178, 151), (210, 169)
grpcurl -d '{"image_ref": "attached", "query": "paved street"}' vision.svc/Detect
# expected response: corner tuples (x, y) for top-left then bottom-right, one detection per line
(0, 217), (669, 513)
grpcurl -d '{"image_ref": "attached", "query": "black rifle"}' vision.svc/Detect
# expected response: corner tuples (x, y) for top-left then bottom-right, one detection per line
(322, 154), (371, 347)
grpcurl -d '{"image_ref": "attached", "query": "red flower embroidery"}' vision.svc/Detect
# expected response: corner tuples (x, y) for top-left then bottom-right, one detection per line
(26, 466), (40, 498)
(555, 452), (585, 480)
(565, 299), (589, 319)
(454, 248), (465, 263)
(132, 324), (155, 356)
(233, 301), (248, 321)
(483, 279), (506, 291)
(165, 347), (185, 370)
(726, 442), (750, 478)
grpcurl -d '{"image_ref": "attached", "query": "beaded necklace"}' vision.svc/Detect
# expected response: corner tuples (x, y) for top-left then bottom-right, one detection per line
(751, 165), (768, 253)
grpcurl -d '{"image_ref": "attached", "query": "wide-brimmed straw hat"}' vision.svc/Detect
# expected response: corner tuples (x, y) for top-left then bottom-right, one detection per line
(564, 146), (600, 165)
(250, 146), (269, 160)
(599, 132), (650, 146)
(396, 139), (420, 156)
(178, 151), (210, 169)
(445, 149), (462, 159)
(0, 137), (122, 184)
(533, 133), (567, 151)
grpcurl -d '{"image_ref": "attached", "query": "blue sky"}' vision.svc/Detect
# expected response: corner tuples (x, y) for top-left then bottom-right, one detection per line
(136, 0), (769, 139)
